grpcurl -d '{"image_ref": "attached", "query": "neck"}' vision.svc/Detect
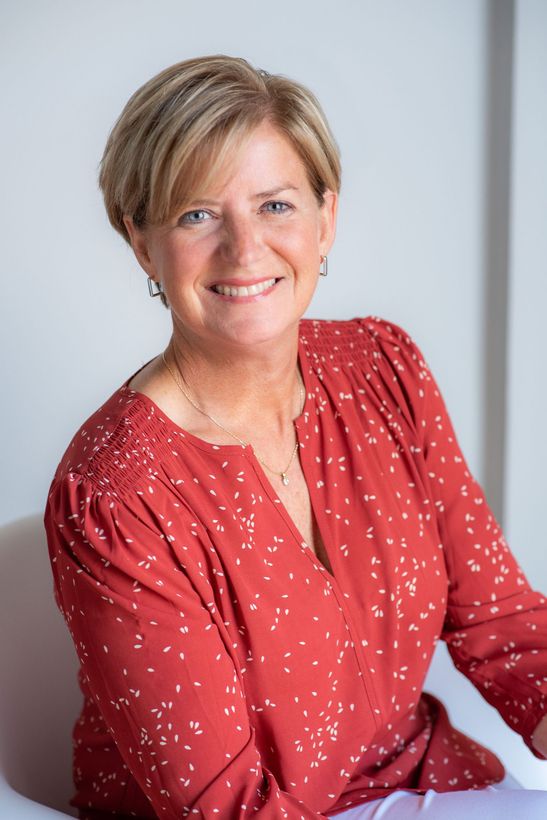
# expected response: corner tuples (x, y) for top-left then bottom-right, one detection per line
(165, 323), (304, 439)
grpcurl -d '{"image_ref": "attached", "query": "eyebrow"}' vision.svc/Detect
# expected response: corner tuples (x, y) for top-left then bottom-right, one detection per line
(189, 185), (299, 207)
(253, 185), (298, 199)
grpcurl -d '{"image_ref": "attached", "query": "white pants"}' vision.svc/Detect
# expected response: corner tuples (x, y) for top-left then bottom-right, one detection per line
(328, 772), (547, 819)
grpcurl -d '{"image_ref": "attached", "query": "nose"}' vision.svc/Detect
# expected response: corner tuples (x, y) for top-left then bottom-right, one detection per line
(219, 214), (265, 268)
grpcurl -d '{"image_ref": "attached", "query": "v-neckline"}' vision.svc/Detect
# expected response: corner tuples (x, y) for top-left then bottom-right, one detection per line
(243, 432), (337, 584)
(119, 333), (336, 579)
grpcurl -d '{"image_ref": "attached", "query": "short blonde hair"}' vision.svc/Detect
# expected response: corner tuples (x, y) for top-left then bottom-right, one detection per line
(99, 55), (341, 306)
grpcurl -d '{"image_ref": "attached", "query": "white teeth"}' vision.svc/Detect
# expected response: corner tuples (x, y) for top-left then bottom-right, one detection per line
(212, 278), (276, 297)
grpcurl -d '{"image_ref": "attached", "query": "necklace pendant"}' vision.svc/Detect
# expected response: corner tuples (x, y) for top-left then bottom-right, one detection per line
(281, 473), (290, 486)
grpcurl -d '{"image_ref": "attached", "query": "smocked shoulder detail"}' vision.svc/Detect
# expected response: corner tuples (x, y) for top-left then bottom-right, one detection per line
(298, 316), (381, 369)
(82, 399), (182, 499)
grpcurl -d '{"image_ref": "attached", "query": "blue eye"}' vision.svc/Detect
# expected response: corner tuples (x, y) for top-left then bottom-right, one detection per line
(263, 201), (292, 214)
(179, 210), (211, 225)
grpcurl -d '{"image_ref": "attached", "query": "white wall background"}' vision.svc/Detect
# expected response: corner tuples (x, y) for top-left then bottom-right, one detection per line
(1, 0), (545, 794)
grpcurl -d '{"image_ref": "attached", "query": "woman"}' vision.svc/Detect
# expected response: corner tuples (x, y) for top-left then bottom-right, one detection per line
(44, 56), (547, 819)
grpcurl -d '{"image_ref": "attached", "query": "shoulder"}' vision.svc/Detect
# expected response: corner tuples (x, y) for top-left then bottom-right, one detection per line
(48, 381), (178, 501)
(298, 315), (430, 373)
(298, 315), (436, 438)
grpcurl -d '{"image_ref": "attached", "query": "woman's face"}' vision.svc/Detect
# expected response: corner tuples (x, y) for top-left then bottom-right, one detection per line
(125, 120), (338, 354)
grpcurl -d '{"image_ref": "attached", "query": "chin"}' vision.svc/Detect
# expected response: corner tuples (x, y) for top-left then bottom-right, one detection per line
(213, 315), (300, 350)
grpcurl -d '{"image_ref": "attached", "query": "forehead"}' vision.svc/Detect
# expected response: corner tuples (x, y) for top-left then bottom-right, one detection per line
(196, 122), (311, 200)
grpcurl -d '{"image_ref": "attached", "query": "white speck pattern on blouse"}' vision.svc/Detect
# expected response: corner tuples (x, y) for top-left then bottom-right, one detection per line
(44, 317), (547, 819)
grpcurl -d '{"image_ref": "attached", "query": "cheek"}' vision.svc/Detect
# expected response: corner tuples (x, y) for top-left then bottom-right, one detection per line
(275, 221), (320, 261)
(158, 239), (210, 278)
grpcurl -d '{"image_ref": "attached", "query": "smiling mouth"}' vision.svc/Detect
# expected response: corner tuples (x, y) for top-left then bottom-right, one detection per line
(209, 278), (281, 297)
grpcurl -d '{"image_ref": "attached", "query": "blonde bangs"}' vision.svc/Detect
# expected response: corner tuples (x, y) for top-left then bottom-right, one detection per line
(147, 111), (263, 228)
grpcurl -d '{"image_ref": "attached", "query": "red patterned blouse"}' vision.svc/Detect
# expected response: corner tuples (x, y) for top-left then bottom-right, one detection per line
(44, 316), (547, 819)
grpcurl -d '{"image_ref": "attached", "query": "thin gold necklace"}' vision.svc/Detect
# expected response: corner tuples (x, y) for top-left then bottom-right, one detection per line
(161, 351), (305, 486)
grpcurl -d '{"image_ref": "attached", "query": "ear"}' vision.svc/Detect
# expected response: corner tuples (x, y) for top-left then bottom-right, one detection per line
(318, 190), (338, 256)
(122, 215), (158, 280)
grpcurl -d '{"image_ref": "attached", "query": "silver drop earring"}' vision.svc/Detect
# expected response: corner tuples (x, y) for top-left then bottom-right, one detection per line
(319, 255), (328, 277)
(147, 277), (163, 297)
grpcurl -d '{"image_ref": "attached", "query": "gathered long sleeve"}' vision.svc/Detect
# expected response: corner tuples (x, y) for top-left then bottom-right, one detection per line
(46, 472), (327, 819)
(367, 318), (547, 758)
